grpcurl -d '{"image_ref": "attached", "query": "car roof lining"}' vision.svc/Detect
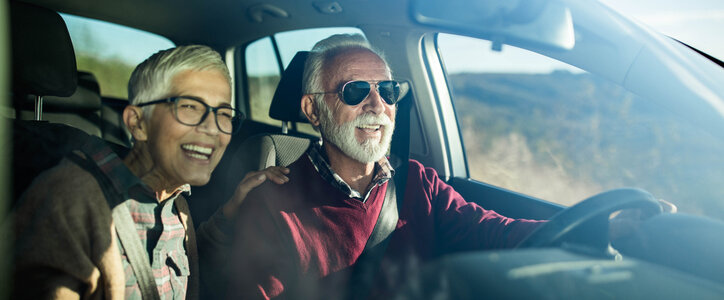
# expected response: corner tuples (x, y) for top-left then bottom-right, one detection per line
(17, 0), (416, 48)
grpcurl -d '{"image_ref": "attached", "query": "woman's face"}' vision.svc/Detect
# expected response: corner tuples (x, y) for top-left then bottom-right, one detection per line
(143, 69), (232, 187)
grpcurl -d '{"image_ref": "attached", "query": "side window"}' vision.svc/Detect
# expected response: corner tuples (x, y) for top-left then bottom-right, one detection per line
(243, 27), (364, 135)
(437, 33), (724, 220)
(245, 37), (281, 126)
(62, 14), (175, 99)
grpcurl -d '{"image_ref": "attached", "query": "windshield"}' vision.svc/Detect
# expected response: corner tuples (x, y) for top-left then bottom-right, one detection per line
(599, 0), (724, 62)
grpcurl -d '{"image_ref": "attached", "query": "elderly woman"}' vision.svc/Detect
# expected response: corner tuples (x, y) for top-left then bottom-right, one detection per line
(11, 45), (288, 299)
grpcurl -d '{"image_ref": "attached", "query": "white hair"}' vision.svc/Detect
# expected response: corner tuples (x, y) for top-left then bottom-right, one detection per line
(302, 33), (390, 110)
(302, 34), (395, 162)
(128, 45), (231, 116)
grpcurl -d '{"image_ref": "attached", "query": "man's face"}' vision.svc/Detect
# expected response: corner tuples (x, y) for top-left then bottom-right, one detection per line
(317, 48), (396, 163)
(144, 69), (232, 186)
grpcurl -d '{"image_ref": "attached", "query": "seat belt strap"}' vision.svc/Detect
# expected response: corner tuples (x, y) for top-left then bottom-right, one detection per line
(68, 140), (161, 300)
(364, 177), (398, 250)
(347, 177), (398, 300)
(112, 203), (162, 300)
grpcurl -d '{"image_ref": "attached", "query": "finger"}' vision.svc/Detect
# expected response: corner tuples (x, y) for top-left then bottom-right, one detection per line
(265, 171), (289, 184)
(263, 167), (290, 184)
(237, 172), (268, 198)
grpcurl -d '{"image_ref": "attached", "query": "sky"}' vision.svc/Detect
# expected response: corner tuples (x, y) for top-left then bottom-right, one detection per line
(599, 0), (724, 62)
(61, 0), (724, 73)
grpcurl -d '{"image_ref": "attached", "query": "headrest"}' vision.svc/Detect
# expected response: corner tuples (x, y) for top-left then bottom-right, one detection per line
(11, 1), (77, 97)
(41, 72), (102, 112)
(269, 51), (309, 123)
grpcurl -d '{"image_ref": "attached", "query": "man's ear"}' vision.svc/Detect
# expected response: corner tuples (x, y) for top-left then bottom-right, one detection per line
(123, 106), (148, 142)
(301, 95), (320, 127)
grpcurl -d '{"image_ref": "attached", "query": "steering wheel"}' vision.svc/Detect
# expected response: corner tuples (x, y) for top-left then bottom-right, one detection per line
(516, 188), (663, 251)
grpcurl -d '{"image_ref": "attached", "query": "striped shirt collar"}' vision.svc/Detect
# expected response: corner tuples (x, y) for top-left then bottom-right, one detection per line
(306, 140), (394, 202)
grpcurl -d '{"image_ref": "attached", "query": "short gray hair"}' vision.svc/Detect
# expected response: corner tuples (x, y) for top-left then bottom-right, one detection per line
(302, 34), (390, 107)
(128, 45), (231, 115)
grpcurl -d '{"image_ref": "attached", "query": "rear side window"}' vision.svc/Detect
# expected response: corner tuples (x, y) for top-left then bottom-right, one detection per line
(243, 27), (363, 135)
(61, 14), (175, 99)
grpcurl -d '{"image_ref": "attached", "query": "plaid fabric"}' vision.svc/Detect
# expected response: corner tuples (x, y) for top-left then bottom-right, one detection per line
(88, 145), (191, 300)
(306, 141), (394, 202)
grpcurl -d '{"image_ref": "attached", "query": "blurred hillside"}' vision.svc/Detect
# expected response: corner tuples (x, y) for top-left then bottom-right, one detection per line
(449, 71), (724, 220)
(76, 52), (135, 98)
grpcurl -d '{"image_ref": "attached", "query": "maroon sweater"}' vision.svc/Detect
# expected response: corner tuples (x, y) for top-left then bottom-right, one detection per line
(228, 156), (542, 299)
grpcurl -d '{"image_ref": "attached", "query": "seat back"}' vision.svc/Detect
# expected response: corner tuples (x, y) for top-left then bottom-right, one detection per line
(243, 50), (313, 168)
(101, 96), (132, 148)
(9, 2), (96, 201)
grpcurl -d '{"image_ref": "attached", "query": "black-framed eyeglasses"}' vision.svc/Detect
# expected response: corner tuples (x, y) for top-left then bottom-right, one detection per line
(137, 96), (244, 134)
(310, 80), (402, 106)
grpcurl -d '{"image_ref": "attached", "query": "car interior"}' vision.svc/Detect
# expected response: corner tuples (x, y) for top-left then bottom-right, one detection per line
(4, 0), (724, 298)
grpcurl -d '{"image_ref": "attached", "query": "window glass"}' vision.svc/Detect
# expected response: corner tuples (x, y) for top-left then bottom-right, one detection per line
(438, 33), (724, 221)
(61, 14), (175, 99)
(244, 27), (363, 135)
(245, 37), (281, 126)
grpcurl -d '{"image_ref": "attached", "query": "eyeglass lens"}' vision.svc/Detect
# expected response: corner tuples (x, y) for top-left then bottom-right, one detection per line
(174, 97), (239, 134)
(341, 80), (401, 106)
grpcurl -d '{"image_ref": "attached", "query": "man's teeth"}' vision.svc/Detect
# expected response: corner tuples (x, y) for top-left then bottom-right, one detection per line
(358, 124), (381, 130)
(182, 144), (213, 155)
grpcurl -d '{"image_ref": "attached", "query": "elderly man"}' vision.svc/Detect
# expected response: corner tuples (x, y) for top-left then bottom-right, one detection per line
(12, 45), (288, 299)
(227, 34), (544, 299)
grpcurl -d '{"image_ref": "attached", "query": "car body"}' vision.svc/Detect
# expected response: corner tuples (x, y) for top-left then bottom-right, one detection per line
(2, 0), (724, 298)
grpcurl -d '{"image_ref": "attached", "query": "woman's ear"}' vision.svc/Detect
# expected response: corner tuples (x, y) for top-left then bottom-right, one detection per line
(301, 95), (320, 127)
(123, 106), (148, 142)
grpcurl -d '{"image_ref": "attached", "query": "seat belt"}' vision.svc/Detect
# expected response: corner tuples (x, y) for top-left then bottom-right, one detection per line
(68, 139), (161, 300)
(346, 177), (399, 300)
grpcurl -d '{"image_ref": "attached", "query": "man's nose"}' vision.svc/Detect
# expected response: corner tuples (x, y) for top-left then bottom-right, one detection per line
(362, 87), (386, 115)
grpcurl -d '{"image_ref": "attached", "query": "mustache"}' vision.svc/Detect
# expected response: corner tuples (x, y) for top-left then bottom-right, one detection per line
(346, 112), (393, 127)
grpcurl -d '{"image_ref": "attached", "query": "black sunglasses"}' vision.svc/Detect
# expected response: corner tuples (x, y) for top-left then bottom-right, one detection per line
(312, 80), (402, 106)
(136, 96), (244, 134)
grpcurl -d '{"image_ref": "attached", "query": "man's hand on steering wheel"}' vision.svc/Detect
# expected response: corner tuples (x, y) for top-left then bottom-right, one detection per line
(609, 199), (677, 240)
(516, 189), (676, 252)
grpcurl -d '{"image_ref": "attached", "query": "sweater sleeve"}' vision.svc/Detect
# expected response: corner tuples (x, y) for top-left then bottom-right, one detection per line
(411, 161), (544, 251)
(195, 206), (234, 299)
(12, 159), (125, 299)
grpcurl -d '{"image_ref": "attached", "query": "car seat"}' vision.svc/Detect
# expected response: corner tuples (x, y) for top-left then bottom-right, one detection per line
(189, 51), (313, 225)
(8, 1), (99, 201)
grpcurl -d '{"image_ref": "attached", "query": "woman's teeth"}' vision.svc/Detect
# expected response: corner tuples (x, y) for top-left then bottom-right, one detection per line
(182, 144), (213, 160)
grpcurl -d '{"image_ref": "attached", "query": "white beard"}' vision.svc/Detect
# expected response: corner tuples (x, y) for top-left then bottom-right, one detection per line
(318, 101), (395, 163)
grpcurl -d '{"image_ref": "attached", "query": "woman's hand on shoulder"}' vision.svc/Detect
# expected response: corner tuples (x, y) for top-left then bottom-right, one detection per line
(222, 166), (290, 218)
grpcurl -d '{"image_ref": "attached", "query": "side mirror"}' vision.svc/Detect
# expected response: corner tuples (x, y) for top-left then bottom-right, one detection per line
(411, 0), (575, 51)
